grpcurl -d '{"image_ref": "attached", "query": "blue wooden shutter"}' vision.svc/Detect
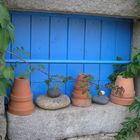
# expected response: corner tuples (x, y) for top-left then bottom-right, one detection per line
(7, 12), (132, 99)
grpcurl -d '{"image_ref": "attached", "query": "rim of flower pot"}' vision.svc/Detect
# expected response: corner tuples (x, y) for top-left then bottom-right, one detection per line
(110, 94), (134, 106)
(117, 75), (133, 80)
(10, 94), (32, 102)
(72, 92), (90, 99)
(8, 106), (35, 116)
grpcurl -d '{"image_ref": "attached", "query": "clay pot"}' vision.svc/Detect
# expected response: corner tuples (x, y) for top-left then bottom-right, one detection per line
(72, 73), (91, 107)
(72, 98), (91, 107)
(72, 90), (90, 99)
(8, 78), (35, 116)
(110, 75), (135, 106)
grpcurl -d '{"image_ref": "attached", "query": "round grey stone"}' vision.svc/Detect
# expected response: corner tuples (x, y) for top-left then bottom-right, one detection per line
(47, 88), (61, 98)
(92, 96), (109, 105)
(36, 94), (70, 110)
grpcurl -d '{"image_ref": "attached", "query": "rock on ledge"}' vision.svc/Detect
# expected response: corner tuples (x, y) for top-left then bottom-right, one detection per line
(7, 102), (128, 140)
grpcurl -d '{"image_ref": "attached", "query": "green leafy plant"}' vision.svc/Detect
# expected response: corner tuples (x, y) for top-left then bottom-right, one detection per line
(109, 49), (140, 83)
(116, 96), (140, 140)
(109, 57), (125, 83)
(120, 49), (140, 78)
(108, 50), (140, 97)
(137, 0), (140, 4)
(45, 75), (74, 89)
(0, 0), (15, 96)
(78, 74), (94, 88)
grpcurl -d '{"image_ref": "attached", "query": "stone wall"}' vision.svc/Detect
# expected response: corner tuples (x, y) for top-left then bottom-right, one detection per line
(133, 20), (140, 97)
(0, 97), (6, 140)
(66, 133), (116, 140)
(7, 103), (128, 140)
(5, 0), (140, 19)
(66, 133), (139, 140)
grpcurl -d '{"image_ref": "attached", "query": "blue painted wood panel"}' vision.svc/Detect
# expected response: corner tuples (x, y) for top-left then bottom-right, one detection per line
(84, 19), (101, 96)
(67, 18), (85, 97)
(116, 20), (132, 59)
(6, 11), (132, 99)
(31, 15), (50, 99)
(49, 16), (67, 94)
(11, 14), (31, 78)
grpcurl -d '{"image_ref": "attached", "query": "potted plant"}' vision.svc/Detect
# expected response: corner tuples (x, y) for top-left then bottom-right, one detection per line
(72, 73), (93, 107)
(45, 75), (74, 98)
(35, 75), (74, 110)
(110, 52), (140, 106)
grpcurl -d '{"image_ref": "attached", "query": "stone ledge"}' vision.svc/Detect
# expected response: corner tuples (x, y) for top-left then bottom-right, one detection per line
(0, 97), (4, 115)
(0, 115), (6, 140)
(7, 102), (128, 140)
(67, 133), (116, 140)
(5, 0), (140, 19)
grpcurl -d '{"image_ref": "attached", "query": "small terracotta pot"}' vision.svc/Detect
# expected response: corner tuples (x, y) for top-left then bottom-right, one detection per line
(74, 85), (90, 91)
(72, 98), (91, 107)
(74, 80), (89, 87)
(72, 91), (89, 99)
(8, 78), (35, 116)
(72, 73), (91, 107)
(73, 87), (90, 94)
(110, 75), (135, 106)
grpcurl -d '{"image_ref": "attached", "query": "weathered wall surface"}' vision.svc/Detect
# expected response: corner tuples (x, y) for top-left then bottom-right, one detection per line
(7, 103), (128, 140)
(0, 97), (6, 140)
(133, 21), (140, 97)
(5, 0), (140, 19)
(66, 133), (116, 140)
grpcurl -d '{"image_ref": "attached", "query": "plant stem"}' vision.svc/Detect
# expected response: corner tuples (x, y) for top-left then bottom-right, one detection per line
(6, 50), (56, 77)
(6, 50), (114, 90)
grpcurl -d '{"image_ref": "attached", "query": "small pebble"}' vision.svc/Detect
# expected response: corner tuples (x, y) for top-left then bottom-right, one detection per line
(92, 95), (109, 105)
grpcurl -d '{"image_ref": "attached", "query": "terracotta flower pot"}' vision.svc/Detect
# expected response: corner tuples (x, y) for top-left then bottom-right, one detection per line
(8, 78), (35, 116)
(110, 75), (135, 106)
(72, 90), (90, 99)
(72, 98), (91, 107)
(73, 86), (90, 94)
(72, 73), (91, 107)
